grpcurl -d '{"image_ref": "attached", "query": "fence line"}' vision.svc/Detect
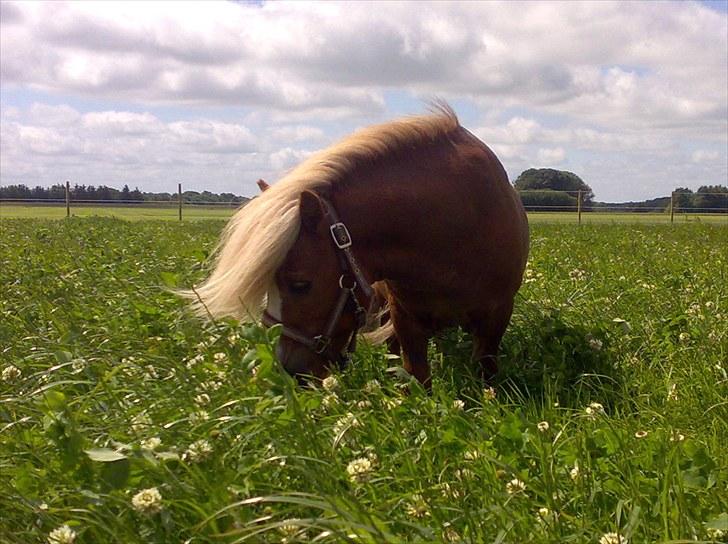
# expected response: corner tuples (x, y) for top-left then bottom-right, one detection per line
(1, 184), (726, 223)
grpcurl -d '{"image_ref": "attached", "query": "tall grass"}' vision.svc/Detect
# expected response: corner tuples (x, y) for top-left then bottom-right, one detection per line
(1, 218), (726, 543)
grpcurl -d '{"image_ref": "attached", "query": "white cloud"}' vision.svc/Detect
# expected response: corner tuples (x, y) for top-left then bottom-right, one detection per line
(2, 1), (725, 124)
(691, 149), (720, 163)
(536, 147), (566, 166)
(0, 1), (725, 200)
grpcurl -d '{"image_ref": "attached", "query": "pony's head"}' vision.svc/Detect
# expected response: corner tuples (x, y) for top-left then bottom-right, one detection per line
(265, 190), (365, 380)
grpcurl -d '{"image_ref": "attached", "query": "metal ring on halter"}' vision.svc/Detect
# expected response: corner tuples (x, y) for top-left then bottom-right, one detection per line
(338, 274), (357, 290)
(312, 335), (331, 355)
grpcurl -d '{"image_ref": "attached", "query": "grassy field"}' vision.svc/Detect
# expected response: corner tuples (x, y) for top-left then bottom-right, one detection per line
(1, 218), (727, 543)
(2, 203), (727, 224)
(0, 204), (237, 221)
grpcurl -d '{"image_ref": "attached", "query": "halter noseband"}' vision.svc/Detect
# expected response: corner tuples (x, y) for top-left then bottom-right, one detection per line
(261, 198), (374, 369)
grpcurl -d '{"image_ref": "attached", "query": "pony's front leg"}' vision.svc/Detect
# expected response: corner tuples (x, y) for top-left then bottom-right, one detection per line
(390, 305), (431, 389)
(471, 300), (514, 384)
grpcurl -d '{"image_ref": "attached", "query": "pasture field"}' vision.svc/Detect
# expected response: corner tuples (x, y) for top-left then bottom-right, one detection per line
(0, 204), (235, 221)
(1, 218), (727, 543)
(1, 203), (727, 224)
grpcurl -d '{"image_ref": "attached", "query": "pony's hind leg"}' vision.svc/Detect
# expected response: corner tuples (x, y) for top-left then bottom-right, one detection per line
(390, 305), (431, 389)
(471, 300), (515, 383)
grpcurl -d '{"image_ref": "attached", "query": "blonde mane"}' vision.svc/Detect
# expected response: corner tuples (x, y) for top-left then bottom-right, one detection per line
(185, 105), (459, 320)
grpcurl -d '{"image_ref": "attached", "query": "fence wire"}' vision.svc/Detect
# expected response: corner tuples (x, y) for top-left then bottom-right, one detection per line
(1, 188), (726, 222)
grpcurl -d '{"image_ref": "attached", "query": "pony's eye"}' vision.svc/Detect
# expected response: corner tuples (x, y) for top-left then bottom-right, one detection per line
(289, 280), (312, 295)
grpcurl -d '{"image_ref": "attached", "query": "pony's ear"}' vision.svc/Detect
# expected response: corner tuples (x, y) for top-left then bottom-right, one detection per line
(256, 179), (269, 192)
(299, 190), (324, 232)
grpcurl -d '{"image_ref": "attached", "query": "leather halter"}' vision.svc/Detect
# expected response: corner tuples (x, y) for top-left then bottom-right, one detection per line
(261, 198), (374, 368)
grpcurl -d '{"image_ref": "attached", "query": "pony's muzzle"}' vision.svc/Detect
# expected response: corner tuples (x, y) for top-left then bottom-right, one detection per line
(275, 338), (328, 380)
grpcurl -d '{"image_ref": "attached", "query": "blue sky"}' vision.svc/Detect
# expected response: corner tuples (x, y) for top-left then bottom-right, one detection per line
(1, 0), (726, 201)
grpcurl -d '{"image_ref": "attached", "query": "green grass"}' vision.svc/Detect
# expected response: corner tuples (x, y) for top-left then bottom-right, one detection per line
(1, 218), (727, 543)
(0, 204), (237, 221)
(2, 203), (727, 224)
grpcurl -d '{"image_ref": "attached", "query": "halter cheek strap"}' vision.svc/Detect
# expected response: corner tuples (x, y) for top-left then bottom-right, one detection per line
(262, 197), (374, 368)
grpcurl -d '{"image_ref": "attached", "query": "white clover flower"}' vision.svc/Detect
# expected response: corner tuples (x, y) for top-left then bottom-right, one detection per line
(278, 521), (300, 541)
(321, 393), (339, 410)
(333, 413), (360, 437)
(364, 379), (381, 394)
(184, 439), (213, 463)
(483, 387), (497, 401)
(587, 337), (603, 351)
(463, 450), (480, 461)
(634, 430), (648, 439)
(356, 400), (372, 410)
(536, 507), (554, 524)
(131, 412), (152, 433)
(189, 410), (209, 424)
(705, 301), (715, 309)
(48, 524), (77, 544)
(686, 303), (699, 315)
(2, 364), (22, 382)
(570, 464), (580, 481)
(537, 421), (550, 433)
(585, 402), (605, 419)
(322, 375), (339, 391)
(201, 380), (223, 392)
(131, 487), (163, 514)
(382, 397), (403, 410)
(454, 468), (475, 480)
(599, 532), (628, 544)
(213, 352), (228, 363)
(667, 383), (678, 402)
(194, 393), (211, 406)
(439, 481), (464, 499)
(678, 332), (690, 343)
(70, 358), (87, 374)
(405, 494), (430, 518)
(506, 478), (526, 494)
(569, 268), (586, 280)
(228, 333), (240, 345)
(707, 528), (726, 540)
(442, 523), (462, 542)
(141, 437), (162, 451)
(452, 399), (465, 411)
(346, 456), (375, 483)
(185, 354), (205, 369)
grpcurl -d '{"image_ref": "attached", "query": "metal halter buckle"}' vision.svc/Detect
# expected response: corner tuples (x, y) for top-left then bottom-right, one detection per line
(330, 222), (352, 249)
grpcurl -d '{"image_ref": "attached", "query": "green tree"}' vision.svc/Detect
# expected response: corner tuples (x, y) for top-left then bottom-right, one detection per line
(514, 168), (594, 202)
(693, 185), (728, 212)
(672, 187), (693, 212)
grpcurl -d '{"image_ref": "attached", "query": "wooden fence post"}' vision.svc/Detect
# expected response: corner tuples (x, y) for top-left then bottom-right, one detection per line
(65, 181), (70, 218)
(577, 190), (582, 225)
(670, 191), (675, 224)
(178, 183), (182, 221)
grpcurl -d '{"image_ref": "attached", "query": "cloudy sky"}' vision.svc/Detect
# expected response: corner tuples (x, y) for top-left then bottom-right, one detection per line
(1, 0), (726, 201)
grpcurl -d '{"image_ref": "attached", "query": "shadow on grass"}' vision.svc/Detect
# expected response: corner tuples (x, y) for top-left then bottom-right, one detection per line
(433, 305), (625, 408)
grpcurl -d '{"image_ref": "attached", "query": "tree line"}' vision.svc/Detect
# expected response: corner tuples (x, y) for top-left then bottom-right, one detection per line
(514, 169), (727, 213)
(0, 184), (248, 204)
(2, 174), (726, 211)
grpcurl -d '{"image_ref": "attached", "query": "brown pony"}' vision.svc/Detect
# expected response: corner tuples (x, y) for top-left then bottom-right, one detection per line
(187, 105), (528, 387)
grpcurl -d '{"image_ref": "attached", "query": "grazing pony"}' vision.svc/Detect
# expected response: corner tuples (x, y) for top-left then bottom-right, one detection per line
(186, 105), (529, 387)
